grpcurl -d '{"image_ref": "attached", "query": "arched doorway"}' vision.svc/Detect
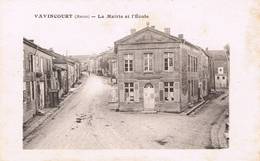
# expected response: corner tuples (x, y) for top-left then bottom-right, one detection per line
(143, 83), (155, 111)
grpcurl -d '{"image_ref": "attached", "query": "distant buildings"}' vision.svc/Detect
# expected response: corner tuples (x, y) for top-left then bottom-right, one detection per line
(23, 24), (230, 120)
(23, 38), (82, 123)
(95, 49), (117, 77)
(207, 48), (229, 90)
(114, 26), (211, 113)
(70, 49), (118, 78)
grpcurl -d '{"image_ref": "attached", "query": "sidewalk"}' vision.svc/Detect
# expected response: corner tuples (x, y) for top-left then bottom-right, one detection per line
(210, 92), (229, 148)
(23, 76), (87, 140)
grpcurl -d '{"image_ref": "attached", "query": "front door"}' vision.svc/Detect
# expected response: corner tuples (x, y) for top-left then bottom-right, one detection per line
(143, 83), (155, 111)
(39, 82), (45, 110)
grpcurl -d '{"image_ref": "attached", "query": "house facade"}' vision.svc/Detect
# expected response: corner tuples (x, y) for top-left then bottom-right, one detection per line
(95, 49), (117, 77)
(207, 49), (229, 90)
(114, 26), (209, 113)
(23, 38), (55, 122)
(52, 62), (68, 98)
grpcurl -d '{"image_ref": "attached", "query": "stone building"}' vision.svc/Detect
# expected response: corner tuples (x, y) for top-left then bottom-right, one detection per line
(95, 48), (117, 77)
(23, 38), (56, 122)
(114, 26), (209, 113)
(207, 48), (229, 90)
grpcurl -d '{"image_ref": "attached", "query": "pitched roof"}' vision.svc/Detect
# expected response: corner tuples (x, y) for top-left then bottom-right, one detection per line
(23, 38), (54, 57)
(114, 26), (205, 53)
(114, 26), (181, 44)
(96, 48), (115, 59)
(207, 50), (227, 60)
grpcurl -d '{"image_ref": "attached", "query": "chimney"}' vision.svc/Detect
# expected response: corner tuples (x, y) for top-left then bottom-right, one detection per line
(146, 21), (150, 27)
(178, 34), (184, 39)
(130, 28), (136, 34)
(151, 25), (155, 29)
(49, 48), (54, 52)
(164, 28), (171, 35)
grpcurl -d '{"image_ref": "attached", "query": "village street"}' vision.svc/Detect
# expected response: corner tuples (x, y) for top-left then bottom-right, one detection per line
(23, 75), (228, 149)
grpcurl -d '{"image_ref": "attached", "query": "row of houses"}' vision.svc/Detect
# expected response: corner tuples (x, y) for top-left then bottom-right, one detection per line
(70, 49), (118, 79)
(89, 25), (229, 113)
(23, 38), (81, 123)
(50, 24), (229, 114)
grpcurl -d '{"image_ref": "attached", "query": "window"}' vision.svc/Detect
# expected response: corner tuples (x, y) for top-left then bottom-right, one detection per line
(191, 80), (194, 96)
(188, 80), (194, 97)
(144, 53), (153, 72)
(188, 55), (190, 72)
(195, 58), (197, 72)
(164, 82), (174, 101)
(217, 76), (220, 80)
(188, 55), (198, 72)
(218, 67), (224, 74)
(40, 57), (44, 73)
(222, 76), (225, 80)
(30, 81), (34, 100)
(125, 82), (134, 102)
(124, 54), (133, 72)
(164, 52), (174, 71)
(29, 55), (34, 72)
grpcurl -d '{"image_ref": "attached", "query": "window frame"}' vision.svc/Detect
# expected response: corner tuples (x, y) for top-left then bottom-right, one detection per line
(143, 53), (153, 72)
(124, 82), (134, 102)
(218, 67), (224, 74)
(164, 81), (174, 101)
(164, 52), (174, 71)
(124, 54), (134, 72)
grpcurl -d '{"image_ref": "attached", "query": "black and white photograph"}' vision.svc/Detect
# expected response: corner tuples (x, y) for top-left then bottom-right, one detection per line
(0, 0), (259, 160)
(23, 23), (230, 149)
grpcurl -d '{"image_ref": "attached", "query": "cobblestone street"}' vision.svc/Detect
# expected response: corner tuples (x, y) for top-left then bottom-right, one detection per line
(24, 75), (228, 149)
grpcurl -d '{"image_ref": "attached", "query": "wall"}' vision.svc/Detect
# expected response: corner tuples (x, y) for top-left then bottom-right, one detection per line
(117, 42), (183, 112)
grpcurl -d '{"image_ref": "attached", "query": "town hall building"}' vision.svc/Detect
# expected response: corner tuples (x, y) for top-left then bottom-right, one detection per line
(114, 25), (210, 113)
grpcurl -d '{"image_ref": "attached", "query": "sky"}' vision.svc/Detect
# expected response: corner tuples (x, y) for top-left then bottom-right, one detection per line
(14, 0), (250, 56)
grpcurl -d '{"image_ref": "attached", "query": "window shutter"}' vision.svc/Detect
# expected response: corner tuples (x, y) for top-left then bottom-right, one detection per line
(25, 54), (29, 71)
(159, 82), (164, 101)
(119, 82), (124, 102)
(174, 82), (180, 102)
(174, 53), (178, 71)
(194, 80), (198, 97)
(134, 82), (139, 102)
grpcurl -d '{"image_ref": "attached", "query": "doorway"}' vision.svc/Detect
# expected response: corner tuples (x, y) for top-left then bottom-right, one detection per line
(143, 83), (155, 111)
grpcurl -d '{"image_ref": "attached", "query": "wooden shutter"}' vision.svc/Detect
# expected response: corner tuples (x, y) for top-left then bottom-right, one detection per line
(119, 82), (124, 102)
(134, 82), (139, 102)
(159, 82), (164, 101)
(174, 82), (180, 102)
(194, 80), (198, 97)
(174, 53), (178, 71)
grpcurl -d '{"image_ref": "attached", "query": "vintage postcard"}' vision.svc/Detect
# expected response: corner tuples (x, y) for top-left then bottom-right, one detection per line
(0, 0), (259, 161)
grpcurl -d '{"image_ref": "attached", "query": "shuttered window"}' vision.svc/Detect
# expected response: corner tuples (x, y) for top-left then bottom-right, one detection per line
(188, 55), (198, 72)
(134, 82), (139, 102)
(30, 81), (34, 100)
(29, 55), (34, 72)
(188, 55), (190, 72)
(159, 82), (164, 101)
